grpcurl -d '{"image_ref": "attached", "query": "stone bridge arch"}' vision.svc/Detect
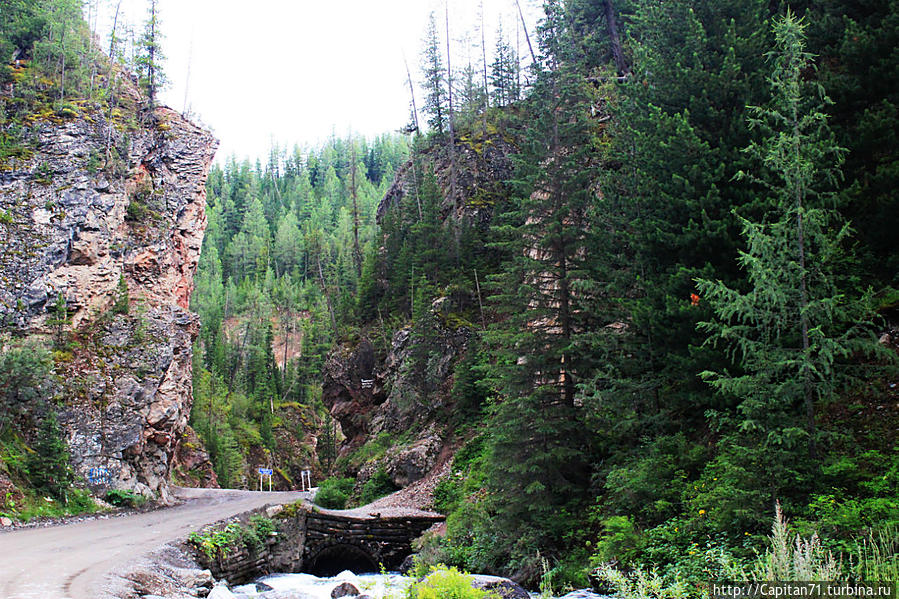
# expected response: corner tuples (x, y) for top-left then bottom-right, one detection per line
(191, 502), (444, 584)
(305, 540), (380, 577)
(301, 509), (443, 573)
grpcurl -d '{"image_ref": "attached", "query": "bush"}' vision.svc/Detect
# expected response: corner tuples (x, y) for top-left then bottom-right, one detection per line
(188, 516), (276, 560)
(25, 409), (73, 502)
(314, 477), (355, 509)
(434, 476), (463, 514)
(360, 467), (398, 505)
(405, 566), (496, 599)
(104, 489), (146, 508)
(0, 344), (53, 433)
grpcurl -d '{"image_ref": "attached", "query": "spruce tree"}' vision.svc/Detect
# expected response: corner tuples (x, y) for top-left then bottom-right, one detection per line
(136, 0), (166, 106)
(483, 0), (598, 560)
(695, 12), (877, 528)
(421, 12), (447, 134)
(27, 408), (74, 502)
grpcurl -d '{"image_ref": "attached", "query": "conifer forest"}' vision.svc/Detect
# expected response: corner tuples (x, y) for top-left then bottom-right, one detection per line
(0, 0), (897, 596)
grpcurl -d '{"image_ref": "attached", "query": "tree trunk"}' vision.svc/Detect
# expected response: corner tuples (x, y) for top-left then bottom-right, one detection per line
(514, 0), (537, 65)
(602, 0), (628, 75)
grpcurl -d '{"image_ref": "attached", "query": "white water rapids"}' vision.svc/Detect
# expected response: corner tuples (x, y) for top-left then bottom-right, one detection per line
(229, 569), (605, 599)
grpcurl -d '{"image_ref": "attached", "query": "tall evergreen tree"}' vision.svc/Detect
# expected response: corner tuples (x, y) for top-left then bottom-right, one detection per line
(483, 0), (599, 562)
(695, 12), (877, 529)
(421, 12), (447, 134)
(136, 0), (166, 106)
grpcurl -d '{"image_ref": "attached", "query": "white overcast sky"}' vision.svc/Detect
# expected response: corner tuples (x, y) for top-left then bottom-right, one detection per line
(93, 0), (543, 163)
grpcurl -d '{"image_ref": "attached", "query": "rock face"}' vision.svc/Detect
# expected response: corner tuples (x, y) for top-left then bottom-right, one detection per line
(377, 132), (515, 226)
(322, 305), (468, 489)
(0, 93), (217, 501)
(172, 425), (220, 488)
(322, 131), (515, 494)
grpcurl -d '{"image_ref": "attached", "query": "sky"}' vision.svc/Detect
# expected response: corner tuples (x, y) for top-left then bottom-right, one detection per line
(92, 0), (543, 163)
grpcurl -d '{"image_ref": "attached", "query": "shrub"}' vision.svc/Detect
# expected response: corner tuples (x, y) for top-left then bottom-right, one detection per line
(747, 503), (841, 582)
(314, 477), (355, 509)
(360, 467), (398, 505)
(188, 517), (275, 560)
(594, 564), (692, 599)
(434, 476), (463, 514)
(25, 409), (74, 502)
(404, 566), (496, 599)
(104, 489), (146, 508)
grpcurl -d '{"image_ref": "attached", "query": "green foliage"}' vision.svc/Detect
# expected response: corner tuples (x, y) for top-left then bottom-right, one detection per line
(360, 467), (397, 505)
(25, 409), (73, 502)
(313, 476), (355, 509)
(852, 525), (899, 582)
(404, 566), (496, 599)
(103, 489), (146, 508)
(112, 275), (130, 315)
(593, 564), (692, 599)
(11, 487), (97, 521)
(747, 504), (841, 582)
(0, 344), (53, 435)
(187, 515), (274, 561)
(191, 135), (406, 488)
(695, 13), (884, 531)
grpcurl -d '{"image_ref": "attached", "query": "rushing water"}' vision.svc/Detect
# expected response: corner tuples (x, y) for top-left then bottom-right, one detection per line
(231, 570), (606, 599)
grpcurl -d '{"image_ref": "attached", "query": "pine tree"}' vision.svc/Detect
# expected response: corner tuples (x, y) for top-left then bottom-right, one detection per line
(27, 408), (74, 502)
(483, 0), (598, 558)
(489, 20), (519, 107)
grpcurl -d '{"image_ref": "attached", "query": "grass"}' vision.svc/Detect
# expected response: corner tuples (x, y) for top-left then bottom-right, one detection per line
(5, 487), (100, 522)
(594, 504), (899, 599)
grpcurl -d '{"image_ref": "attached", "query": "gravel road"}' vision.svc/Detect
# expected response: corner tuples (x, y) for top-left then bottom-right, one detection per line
(0, 487), (309, 599)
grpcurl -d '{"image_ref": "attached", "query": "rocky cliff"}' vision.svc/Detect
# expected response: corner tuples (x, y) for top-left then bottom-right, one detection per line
(0, 84), (217, 501)
(323, 129), (516, 492)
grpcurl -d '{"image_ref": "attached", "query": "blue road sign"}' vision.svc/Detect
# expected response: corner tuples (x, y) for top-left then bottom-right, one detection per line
(258, 468), (273, 475)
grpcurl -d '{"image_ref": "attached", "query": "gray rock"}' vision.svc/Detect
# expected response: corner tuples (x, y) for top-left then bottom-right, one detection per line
(331, 581), (361, 598)
(0, 94), (218, 500)
(398, 553), (417, 575)
(469, 574), (530, 599)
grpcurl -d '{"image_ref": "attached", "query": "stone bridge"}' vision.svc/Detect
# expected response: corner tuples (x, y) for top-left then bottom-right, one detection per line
(194, 501), (444, 583)
(299, 508), (444, 576)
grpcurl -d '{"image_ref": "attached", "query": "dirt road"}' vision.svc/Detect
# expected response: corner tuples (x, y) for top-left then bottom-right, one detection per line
(0, 487), (309, 599)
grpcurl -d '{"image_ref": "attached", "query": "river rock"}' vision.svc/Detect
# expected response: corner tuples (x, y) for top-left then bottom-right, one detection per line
(398, 553), (417, 575)
(470, 574), (530, 599)
(331, 581), (362, 598)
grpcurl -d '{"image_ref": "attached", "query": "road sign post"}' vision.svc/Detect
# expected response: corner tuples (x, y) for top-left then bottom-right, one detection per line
(258, 468), (273, 492)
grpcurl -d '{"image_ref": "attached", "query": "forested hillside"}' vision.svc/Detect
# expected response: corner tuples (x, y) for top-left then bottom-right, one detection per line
(308, 0), (898, 591)
(189, 137), (408, 488)
(1, 0), (897, 594)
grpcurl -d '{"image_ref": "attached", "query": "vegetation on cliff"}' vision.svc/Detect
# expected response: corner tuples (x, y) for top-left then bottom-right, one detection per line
(1, 0), (216, 518)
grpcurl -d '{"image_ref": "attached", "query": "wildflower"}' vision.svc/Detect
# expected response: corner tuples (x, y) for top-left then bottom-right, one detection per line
(699, 509), (706, 515)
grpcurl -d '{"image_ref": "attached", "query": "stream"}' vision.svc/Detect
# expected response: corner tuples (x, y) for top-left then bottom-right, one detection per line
(230, 570), (606, 599)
